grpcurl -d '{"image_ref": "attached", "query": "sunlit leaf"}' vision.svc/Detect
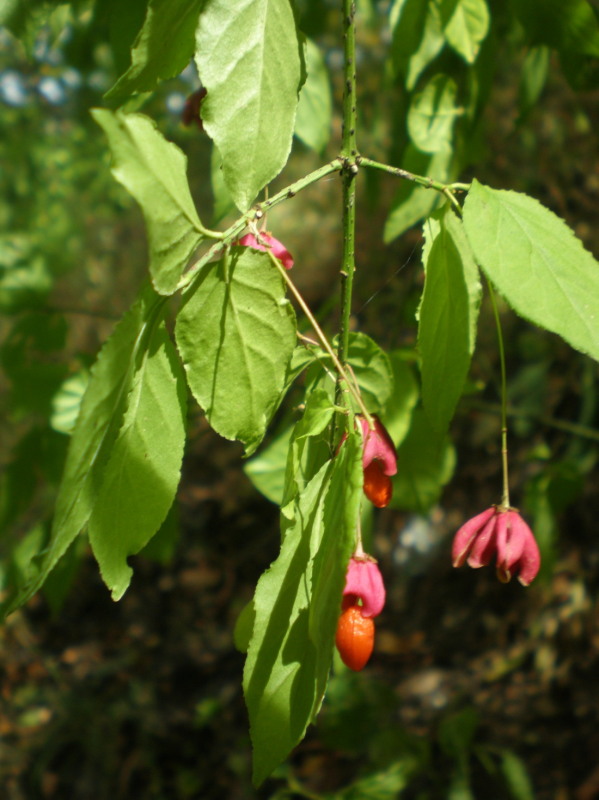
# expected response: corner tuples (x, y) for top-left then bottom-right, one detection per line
(440, 0), (490, 64)
(463, 180), (599, 362)
(175, 248), (297, 455)
(195, 0), (303, 212)
(244, 432), (362, 785)
(92, 109), (206, 295)
(419, 206), (481, 432)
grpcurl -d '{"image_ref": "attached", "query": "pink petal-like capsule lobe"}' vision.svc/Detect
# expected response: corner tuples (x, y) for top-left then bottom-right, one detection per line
(451, 506), (496, 568)
(466, 513), (499, 568)
(236, 232), (294, 269)
(342, 556), (386, 618)
(509, 512), (541, 586)
(495, 510), (527, 583)
(359, 416), (398, 476)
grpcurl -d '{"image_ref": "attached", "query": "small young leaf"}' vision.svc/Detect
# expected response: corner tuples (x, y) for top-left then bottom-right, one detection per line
(518, 46), (550, 118)
(440, 0), (490, 64)
(92, 110), (206, 295)
(244, 433), (362, 785)
(419, 207), (481, 432)
(105, 0), (205, 101)
(88, 319), (187, 600)
(295, 38), (332, 153)
(408, 74), (460, 154)
(195, 0), (303, 211)
(463, 180), (599, 362)
(175, 248), (297, 455)
(50, 369), (89, 436)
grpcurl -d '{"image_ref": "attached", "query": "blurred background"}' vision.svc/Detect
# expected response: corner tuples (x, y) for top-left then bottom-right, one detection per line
(1, 1), (599, 798)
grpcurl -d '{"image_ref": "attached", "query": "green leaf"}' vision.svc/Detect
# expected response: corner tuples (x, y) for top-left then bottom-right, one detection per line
(105, 0), (205, 101)
(512, 0), (599, 56)
(383, 351), (419, 447)
(195, 0), (303, 211)
(408, 74), (460, 154)
(244, 424), (293, 505)
(0, 286), (166, 618)
(306, 332), (394, 416)
(175, 248), (297, 455)
(419, 207), (481, 432)
(383, 145), (452, 242)
(92, 109), (206, 295)
(244, 432), (363, 785)
(518, 46), (550, 118)
(88, 317), (187, 600)
(440, 0), (490, 64)
(390, 409), (455, 513)
(295, 38), (332, 153)
(210, 144), (236, 224)
(405, 0), (446, 90)
(499, 750), (535, 800)
(389, 0), (430, 80)
(463, 180), (599, 362)
(50, 369), (90, 435)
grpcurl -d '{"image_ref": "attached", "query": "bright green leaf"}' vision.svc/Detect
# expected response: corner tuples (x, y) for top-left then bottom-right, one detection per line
(88, 318), (187, 600)
(244, 433), (362, 785)
(419, 206), (481, 432)
(195, 0), (303, 211)
(105, 0), (205, 101)
(50, 369), (90, 435)
(295, 38), (332, 153)
(408, 74), (460, 154)
(92, 109), (206, 295)
(463, 180), (599, 362)
(440, 0), (490, 64)
(175, 248), (297, 455)
(389, 0), (430, 80)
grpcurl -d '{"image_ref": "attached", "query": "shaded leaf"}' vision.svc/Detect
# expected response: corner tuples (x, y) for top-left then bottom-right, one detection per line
(105, 0), (205, 101)
(500, 750), (535, 800)
(295, 38), (332, 152)
(408, 73), (460, 153)
(88, 319), (187, 600)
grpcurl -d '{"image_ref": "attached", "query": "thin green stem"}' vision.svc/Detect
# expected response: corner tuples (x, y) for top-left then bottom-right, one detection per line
(179, 158), (343, 294)
(487, 280), (510, 508)
(359, 156), (468, 214)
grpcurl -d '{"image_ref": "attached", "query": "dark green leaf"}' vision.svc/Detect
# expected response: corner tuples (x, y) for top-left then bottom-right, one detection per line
(389, 0), (430, 80)
(390, 409), (455, 512)
(499, 750), (535, 800)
